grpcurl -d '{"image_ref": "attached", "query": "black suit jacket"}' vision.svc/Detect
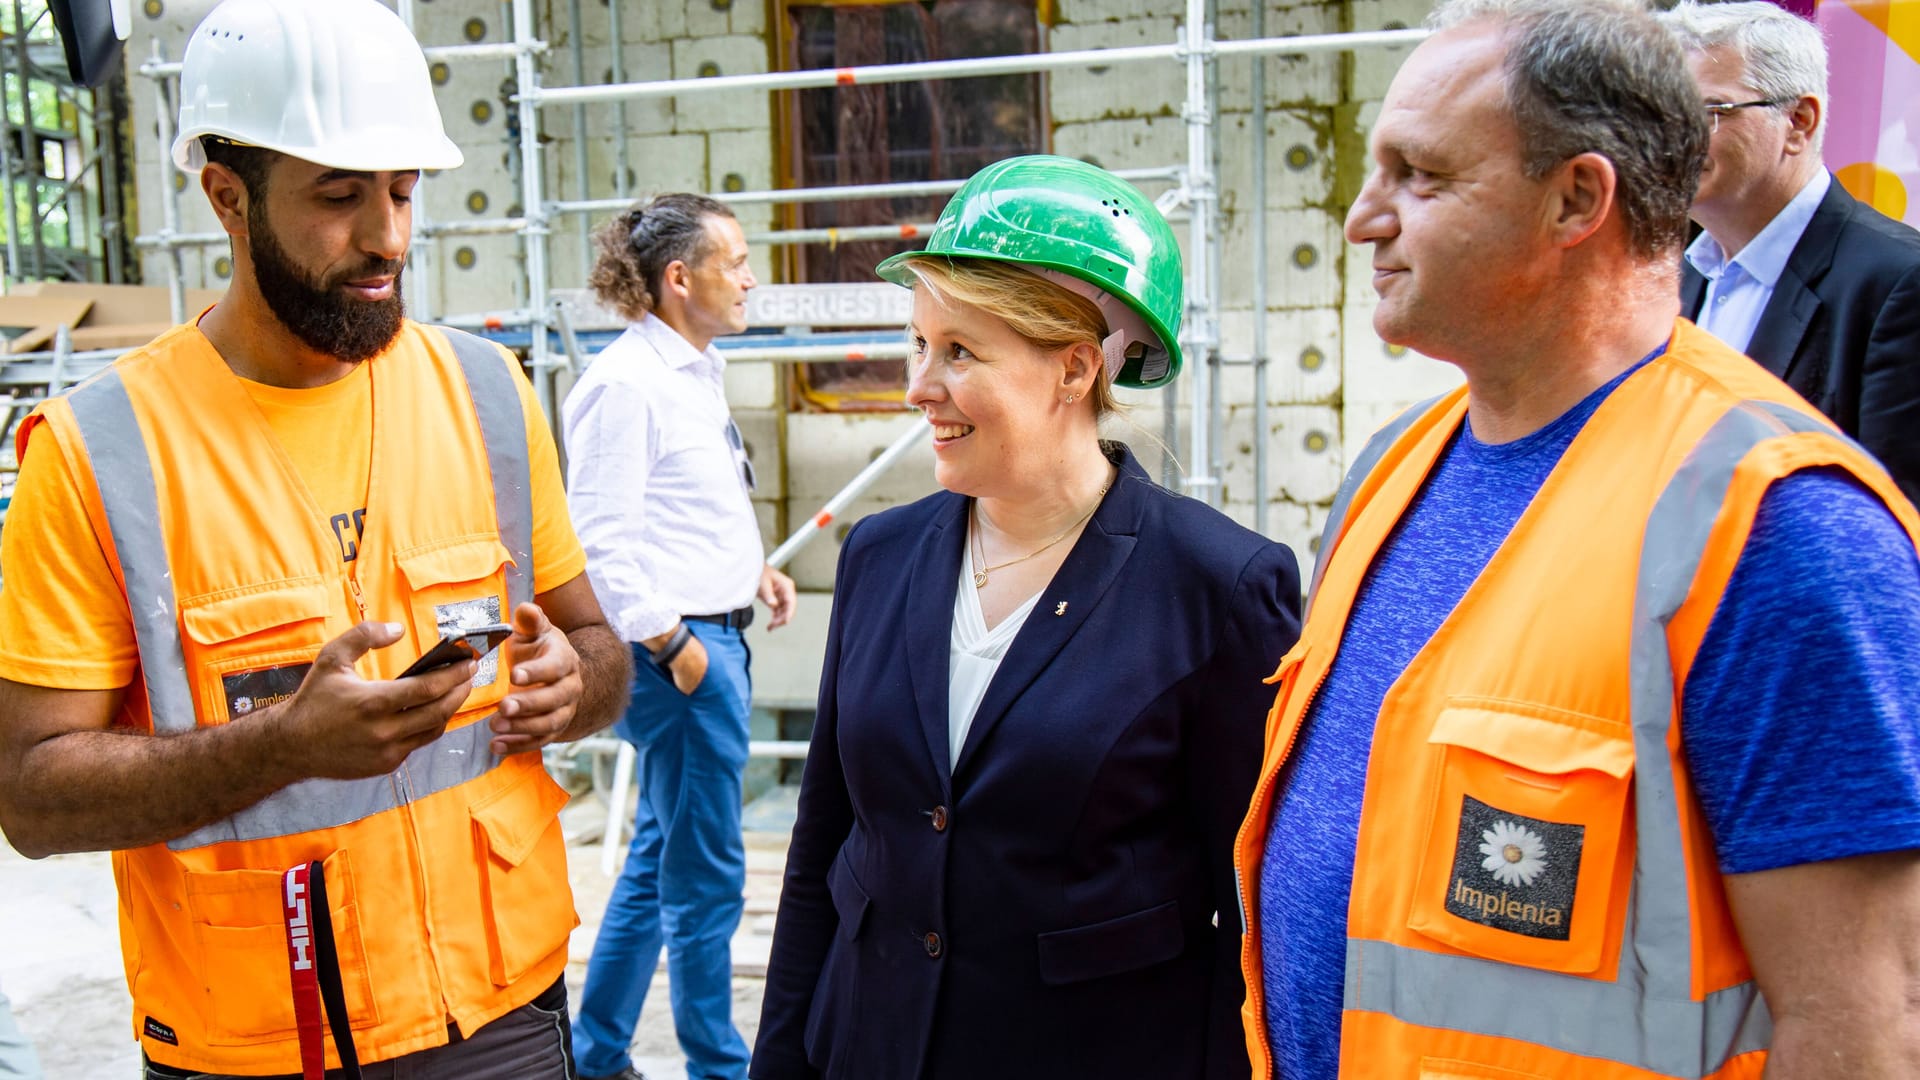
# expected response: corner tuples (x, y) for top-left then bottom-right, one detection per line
(1682, 178), (1920, 504)
(751, 445), (1301, 1080)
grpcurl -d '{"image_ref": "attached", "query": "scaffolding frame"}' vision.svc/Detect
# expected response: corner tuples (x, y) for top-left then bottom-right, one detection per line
(125, 1), (1424, 520)
(0, 0), (130, 287)
(5, 2), (1438, 776)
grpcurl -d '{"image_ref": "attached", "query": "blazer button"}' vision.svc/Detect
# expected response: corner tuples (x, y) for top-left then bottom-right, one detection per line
(924, 931), (943, 958)
(929, 805), (949, 832)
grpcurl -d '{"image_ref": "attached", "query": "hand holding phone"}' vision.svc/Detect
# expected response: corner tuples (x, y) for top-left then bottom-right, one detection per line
(398, 622), (514, 679)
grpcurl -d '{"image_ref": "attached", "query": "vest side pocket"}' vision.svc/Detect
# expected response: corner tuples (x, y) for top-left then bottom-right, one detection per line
(469, 763), (579, 987)
(179, 580), (334, 729)
(1406, 700), (1634, 977)
(183, 849), (379, 1045)
(395, 535), (515, 716)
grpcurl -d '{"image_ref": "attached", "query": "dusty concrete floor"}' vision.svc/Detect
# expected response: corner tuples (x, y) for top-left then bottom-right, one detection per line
(0, 787), (795, 1080)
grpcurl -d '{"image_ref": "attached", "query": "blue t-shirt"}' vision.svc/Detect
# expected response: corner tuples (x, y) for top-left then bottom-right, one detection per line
(1258, 363), (1920, 1079)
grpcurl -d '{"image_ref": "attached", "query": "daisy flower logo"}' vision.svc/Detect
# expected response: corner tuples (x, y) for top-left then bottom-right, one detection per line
(1480, 819), (1549, 888)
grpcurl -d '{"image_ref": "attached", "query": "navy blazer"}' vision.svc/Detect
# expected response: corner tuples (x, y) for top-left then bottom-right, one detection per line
(751, 445), (1301, 1080)
(1682, 179), (1920, 504)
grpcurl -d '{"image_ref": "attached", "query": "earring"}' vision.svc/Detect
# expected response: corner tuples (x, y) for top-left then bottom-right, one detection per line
(1065, 393), (1078, 404)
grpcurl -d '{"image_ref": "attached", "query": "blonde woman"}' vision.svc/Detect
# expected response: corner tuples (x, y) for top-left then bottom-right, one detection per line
(752, 156), (1301, 1080)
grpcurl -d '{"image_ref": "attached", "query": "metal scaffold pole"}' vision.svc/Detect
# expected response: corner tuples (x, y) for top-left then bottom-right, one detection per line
(96, 12), (1441, 775)
(397, 0), (439, 324)
(150, 41), (185, 325)
(607, 0), (630, 204)
(567, 0), (591, 281)
(0, 37), (18, 288)
(1181, 1), (1219, 505)
(1205, 0), (1225, 505)
(123, 16), (1431, 511)
(553, 167), (1184, 217)
(526, 30), (1428, 111)
(13, 0), (39, 281)
(511, 0), (553, 418)
(1251, 0), (1270, 534)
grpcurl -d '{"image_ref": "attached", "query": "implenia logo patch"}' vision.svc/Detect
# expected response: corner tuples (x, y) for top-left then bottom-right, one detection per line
(1444, 795), (1583, 941)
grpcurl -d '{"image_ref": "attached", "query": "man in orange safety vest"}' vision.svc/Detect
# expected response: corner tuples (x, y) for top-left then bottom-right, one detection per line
(1235, 1), (1920, 1077)
(0, 1), (631, 1076)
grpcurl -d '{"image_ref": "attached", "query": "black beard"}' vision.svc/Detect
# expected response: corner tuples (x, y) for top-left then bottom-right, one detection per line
(248, 206), (406, 363)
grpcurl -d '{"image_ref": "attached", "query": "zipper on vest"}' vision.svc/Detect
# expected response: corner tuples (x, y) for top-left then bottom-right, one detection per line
(1239, 659), (1332, 1058)
(347, 573), (366, 621)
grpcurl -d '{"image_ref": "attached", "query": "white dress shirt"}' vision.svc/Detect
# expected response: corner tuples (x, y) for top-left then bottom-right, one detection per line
(563, 313), (763, 643)
(1685, 170), (1830, 354)
(947, 542), (1042, 767)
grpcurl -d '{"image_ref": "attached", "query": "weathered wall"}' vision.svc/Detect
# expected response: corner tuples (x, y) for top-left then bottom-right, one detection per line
(1051, 0), (1463, 570)
(124, 0), (1463, 601)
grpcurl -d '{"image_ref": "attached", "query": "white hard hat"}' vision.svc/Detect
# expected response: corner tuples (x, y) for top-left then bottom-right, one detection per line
(171, 0), (463, 174)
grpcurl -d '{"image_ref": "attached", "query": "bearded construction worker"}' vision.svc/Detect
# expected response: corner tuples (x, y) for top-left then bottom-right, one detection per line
(1237, 0), (1920, 1077)
(0, 1), (629, 1077)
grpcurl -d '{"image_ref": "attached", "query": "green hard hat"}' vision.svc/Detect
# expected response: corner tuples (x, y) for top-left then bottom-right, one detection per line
(876, 155), (1184, 389)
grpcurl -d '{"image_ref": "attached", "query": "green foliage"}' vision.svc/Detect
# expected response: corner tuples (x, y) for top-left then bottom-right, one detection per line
(2, 1), (64, 131)
(0, 1), (97, 275)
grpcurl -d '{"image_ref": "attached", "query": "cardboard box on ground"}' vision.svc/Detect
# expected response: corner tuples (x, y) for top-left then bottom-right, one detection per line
(0, 282), (226, 353)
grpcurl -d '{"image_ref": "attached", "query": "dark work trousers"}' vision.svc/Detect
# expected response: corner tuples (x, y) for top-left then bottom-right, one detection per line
(141, 977), (574, 1080)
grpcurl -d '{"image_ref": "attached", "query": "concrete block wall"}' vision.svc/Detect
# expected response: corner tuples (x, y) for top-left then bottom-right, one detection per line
(1075, 0), (1459, 572)
(412, 4), (527, 317)
(1050, 0), (1454, 570)
(128, 2), (777, 315)
(543, 0), (779, 266)
(122, 0), (1460, 593)
(125, 0), (787, 586)
(126, 0), (530, 313)
(538, 0), (787, 563)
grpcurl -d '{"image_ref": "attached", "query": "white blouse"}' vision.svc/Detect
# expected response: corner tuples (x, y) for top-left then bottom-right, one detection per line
(947, 542), (1043, 768)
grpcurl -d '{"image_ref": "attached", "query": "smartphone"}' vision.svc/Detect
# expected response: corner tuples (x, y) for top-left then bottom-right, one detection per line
(398, 622), (515, 679)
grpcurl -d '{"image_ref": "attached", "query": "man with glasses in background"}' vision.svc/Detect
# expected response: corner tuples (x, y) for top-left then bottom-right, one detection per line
(562, 193), (796, 1080)
(1665, 0), (1920, 503)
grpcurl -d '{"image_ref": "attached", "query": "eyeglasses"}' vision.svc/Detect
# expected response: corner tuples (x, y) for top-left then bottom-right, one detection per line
(1704, 99), (1784, 133)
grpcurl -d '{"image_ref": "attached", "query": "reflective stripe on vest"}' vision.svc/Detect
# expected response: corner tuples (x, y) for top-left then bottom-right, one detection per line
(65, 371), (199, 736)
(63, 327), (535, 851)
(446, 327), (535, 615)
(1341, 399), (1840, 1076)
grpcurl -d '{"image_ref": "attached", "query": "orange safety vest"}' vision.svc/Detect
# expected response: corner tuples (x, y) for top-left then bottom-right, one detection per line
(1231, 320), (1920, 1079)
(20, 323), (578, 1074)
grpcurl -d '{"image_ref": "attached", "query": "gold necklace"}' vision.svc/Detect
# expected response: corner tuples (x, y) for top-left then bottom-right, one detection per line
(970, 473), (1113, 589)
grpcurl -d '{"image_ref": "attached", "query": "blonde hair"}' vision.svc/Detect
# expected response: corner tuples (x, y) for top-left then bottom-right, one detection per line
(896, 255), (1123, 418)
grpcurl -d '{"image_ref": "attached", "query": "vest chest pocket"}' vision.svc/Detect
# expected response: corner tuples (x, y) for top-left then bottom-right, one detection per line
(184, 849), (378, 1044)
(1407, 700), (1635, 977)
(179, 581), (335, 728)
(395, 536), (515, 715)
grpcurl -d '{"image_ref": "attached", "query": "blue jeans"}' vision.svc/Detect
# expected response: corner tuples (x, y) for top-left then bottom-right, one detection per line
(573, 624), (751, 1080)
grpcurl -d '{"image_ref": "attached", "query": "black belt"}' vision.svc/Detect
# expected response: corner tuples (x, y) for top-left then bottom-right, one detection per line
(685, 605), (754, 631)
